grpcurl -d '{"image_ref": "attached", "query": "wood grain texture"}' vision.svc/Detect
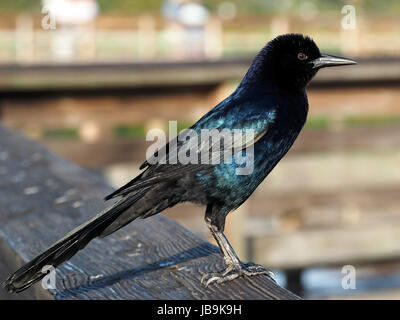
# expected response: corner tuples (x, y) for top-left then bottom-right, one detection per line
(0, 126), (299, 300)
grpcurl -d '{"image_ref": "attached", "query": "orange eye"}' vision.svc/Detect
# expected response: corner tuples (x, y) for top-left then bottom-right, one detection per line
(297, 52), (308, 61)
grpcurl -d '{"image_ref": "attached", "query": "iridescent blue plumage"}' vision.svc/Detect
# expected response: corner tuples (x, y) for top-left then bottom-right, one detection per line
(194, 76), (309, 214)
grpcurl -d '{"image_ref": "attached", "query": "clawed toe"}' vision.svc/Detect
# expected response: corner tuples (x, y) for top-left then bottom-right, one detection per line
(201, 273), (224, 287)
(243, 262), (276, 281)
(201, 263), (275, 287)
(201, 269), (241, 287)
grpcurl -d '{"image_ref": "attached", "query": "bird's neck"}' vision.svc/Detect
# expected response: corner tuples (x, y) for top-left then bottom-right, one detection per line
(238, 51), (272, 88)
(238, 47), (311, 92)
(237, 66), (305, 97)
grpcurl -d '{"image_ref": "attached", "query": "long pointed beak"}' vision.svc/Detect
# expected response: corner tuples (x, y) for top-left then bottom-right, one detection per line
(310, 54), (357, 69)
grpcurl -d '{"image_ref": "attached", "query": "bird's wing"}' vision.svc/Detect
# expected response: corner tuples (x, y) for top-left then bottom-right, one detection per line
(105, 96), (277, 200)
(187, 117), (273, 165)
(141, 94), (277, 169)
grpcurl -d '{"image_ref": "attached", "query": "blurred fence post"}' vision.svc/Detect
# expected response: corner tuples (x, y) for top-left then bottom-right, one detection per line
(137, 15), (156, 60)
(15, 14), (34, 63)
(204, 16), (223, 59)
(79, 21), (96, 61)
(340, 25), (360, 57)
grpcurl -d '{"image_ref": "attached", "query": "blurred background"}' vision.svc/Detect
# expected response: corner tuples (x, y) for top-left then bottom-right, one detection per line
(0, 0), (400, 299)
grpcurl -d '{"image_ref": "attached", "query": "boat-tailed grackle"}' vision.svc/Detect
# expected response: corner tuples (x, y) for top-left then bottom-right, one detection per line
(4, 33), (356, 292)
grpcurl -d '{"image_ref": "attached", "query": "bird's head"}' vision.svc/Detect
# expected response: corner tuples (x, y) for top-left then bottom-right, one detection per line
(254, 33), (357, 90)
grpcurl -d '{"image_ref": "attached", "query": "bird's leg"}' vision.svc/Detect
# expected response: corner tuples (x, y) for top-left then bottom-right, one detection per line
(201, 205), (275, 287)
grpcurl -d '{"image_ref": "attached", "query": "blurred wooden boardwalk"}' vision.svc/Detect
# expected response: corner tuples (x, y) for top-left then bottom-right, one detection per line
(0, 58), (399, 92)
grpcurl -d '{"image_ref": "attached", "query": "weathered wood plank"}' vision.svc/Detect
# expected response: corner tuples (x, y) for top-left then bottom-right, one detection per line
(0, 126), (299, 300)
(0, 58), (399, 92)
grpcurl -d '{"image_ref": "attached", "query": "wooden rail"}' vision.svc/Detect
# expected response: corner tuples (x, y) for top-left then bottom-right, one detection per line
(0, 58), (399, 92)
(0, 125), (299, 300)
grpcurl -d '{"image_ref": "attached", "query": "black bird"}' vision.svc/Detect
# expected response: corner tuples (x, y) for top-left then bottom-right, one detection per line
(4, 34), (356, 293)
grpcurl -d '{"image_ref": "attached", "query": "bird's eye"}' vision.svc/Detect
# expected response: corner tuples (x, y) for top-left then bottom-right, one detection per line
(297, 52), (308, 61)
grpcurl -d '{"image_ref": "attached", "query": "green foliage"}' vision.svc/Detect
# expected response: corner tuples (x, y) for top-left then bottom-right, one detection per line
(305, 115), (332, 130)
(114, 124), (146, 138)
(0, 0), (41, 13)
(114, 121), (193, 139)
(0, 0), (398, 15)
(363, 0), (400, 14)
(43, 128), (78, 139)
(305, 114), (400, 131)
(344, 115), (400, 127)
(96, 0), (164, 13)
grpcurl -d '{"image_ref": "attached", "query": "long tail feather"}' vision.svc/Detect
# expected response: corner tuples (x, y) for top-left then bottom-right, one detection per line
(3, 190), (147, 293)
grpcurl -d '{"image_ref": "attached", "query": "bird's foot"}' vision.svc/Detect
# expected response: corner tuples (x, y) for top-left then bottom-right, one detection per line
(201, 262), (275, 287)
